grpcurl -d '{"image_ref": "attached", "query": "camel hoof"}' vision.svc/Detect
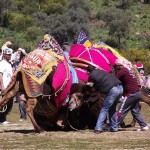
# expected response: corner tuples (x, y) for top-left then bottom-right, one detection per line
(56, 112), (67, 128)
(57, 121), (64, 127)
(34, 128), (46, 134)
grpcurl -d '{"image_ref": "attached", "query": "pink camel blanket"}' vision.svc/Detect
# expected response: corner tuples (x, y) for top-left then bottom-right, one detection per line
(69, 44), (117, 82)
(52, 57), (72, 107)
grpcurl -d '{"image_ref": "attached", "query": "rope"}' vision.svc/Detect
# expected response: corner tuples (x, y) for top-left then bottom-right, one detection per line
(0, 105), (7, 113)
(67, 120), (79, 131)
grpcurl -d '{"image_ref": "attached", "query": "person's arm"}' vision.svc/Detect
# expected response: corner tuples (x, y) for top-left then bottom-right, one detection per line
(0, 72), (5, 91)
(115, 69), (124, 79)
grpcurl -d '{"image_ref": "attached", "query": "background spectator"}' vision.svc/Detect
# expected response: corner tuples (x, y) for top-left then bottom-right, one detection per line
(0, 46), (13, 125)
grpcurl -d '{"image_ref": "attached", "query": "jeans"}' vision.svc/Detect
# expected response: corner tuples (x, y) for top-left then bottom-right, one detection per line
(19, 100), (26, 120)
(118, 92), (147, 128)
(95, 85), (123, 131)
(0, 113), (6, 123)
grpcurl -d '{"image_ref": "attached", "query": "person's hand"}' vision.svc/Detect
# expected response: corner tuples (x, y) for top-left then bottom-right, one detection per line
(19, 93), (26, 102)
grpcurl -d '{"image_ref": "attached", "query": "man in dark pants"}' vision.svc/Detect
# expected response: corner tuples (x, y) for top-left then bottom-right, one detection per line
(115, 63), (149, 131)
(84, 65), (123, 133)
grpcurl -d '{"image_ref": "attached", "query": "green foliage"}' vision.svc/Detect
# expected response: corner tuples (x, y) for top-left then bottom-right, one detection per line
(25, 26), (43, 42)
(0, 0), (149, 72)
(43, 1), (66, 15)
(65, 0), (91, 41)
(42, 14), (69, 46)
(101, 8), (132, 48)
(102, 0), (109, 6)
(1, 10), (11, 27)
(119, 48), (150, 74)
(9, 13), (33, 30)
(32, 12), (48, 29)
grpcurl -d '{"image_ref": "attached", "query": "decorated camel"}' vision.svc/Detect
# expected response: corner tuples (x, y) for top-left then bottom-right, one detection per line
(0, 33), (149, 133)
(0, 35), (104, 132)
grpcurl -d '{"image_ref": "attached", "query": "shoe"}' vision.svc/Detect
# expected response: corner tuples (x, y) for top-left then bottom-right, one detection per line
(137, 126), (149, 131)
(2, 121), (10, 125)
(94, 130), (103, 134)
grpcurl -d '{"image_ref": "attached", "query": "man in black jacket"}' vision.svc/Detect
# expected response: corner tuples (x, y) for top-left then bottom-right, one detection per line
(84, 65), (123, 133)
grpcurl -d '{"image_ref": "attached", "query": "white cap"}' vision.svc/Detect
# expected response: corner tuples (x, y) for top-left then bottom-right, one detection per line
(3, 47), (13, 55)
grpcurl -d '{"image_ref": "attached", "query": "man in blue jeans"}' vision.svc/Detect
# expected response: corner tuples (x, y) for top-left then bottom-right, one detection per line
(84, 65), (123, 133)
(17, 92), (27, 121)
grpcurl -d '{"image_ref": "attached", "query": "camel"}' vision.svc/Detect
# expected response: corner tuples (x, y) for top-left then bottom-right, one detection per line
(0, 49), (77, 133)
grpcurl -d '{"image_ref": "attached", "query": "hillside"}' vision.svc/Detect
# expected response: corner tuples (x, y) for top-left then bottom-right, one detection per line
(0, 1), (149, 49)
(0, 0), (149, 72)
(90, 1), (150, 49)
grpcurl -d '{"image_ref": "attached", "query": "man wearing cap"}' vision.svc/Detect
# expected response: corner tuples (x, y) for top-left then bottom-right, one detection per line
(0, 47), (13, 125)
(134, 59), (146, 87)
(135, 58), (144, 72)
(1, 41), (12, 54)
(115, 62), (149, 131)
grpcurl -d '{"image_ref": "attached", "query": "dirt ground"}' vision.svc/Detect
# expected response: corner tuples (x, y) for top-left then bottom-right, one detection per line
(0, 103), (150, 150)
(0, 122), (150, 150)
(0, 121), (150, 138)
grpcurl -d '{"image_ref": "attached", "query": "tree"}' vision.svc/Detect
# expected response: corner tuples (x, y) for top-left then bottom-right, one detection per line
(103, 0), (109, 6)
(0, 1), (4, 26)
(65, 0), (91, 42)
(33, 0), (91, 45)
(102, 8), (132, 49)
(143, 0), (150, 4)
(0, 0), (11, 27)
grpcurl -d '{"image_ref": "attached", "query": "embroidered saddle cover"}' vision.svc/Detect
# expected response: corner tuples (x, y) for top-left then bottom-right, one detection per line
(20, 49), (72, 107)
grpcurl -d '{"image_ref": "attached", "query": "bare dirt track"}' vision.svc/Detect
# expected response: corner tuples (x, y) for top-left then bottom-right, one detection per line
(0, 122), (150, 150)
(0, 103), (150, 150)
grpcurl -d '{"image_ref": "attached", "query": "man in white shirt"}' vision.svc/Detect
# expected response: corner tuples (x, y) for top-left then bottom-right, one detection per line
(0, 47), (13, 125)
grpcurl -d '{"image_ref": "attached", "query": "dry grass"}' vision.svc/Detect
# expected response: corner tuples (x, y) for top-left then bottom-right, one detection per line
(0, 102), (150, 150)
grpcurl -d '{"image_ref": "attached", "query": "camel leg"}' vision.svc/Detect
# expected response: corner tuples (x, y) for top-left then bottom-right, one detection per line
(0, 82), (19, 108)
(26, 98), (45, 133)
(139, 89), (150, 105)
